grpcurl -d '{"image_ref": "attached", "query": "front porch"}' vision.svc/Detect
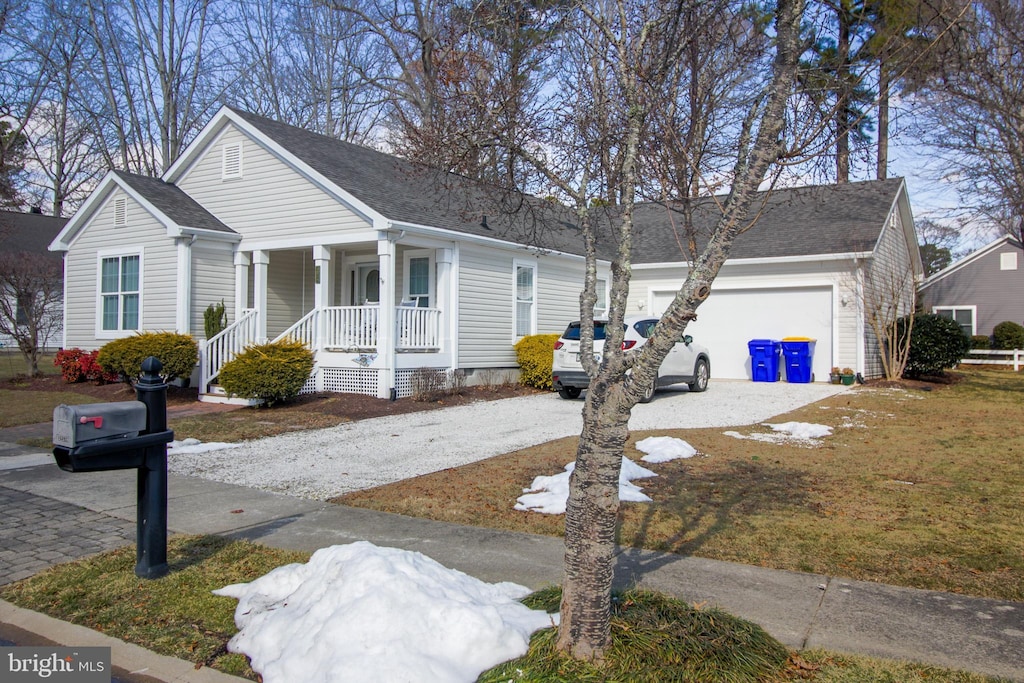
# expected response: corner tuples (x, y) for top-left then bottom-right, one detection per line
(196, 233), (456, 401)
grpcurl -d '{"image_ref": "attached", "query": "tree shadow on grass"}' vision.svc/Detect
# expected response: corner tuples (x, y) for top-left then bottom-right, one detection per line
(612, 458), (813, 587)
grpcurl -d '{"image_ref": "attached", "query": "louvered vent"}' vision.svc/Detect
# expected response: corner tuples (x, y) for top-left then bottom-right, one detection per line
(222, 143), (242, 179)
(113, 197), (128, 226)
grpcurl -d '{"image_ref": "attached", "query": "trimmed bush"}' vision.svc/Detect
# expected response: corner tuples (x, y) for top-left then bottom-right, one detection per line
(513, 334), (560, 390)
(97, 332), (199, 384)
(217, 340), (314, 406)
(970, 335), (992, 350)
(993, 321), (1024, 350)
(897, 314), (971, 378)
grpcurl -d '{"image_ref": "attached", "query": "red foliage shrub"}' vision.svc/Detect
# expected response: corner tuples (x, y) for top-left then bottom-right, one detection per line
(53, 348), (118, 384)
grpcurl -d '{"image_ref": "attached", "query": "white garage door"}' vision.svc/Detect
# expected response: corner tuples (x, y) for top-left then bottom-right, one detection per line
(652, 286), (834, 381)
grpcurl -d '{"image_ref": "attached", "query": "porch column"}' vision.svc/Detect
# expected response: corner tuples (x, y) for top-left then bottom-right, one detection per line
(436, 248), (454, 355)
(377, 234), (396, 399)
(253, 250), (269, 342)
(175, 236), (193, 334)
(312, 245), (331, 309)
(233, 251), (250, 321)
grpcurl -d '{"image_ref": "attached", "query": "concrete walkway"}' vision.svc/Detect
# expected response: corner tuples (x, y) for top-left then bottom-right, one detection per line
(0, 445), (1021, 682)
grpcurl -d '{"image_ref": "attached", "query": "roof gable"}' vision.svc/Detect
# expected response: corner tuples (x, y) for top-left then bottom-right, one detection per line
(50, 171), (236, 251)
(920, 234), (1022, 290)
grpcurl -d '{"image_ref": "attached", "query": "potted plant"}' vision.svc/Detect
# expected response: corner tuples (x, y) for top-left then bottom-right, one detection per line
(829, 367), (842, 384)
(840, 367), (856, 386)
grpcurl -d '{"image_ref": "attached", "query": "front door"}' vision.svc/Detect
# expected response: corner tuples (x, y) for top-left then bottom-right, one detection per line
(355, 264), (379, 305)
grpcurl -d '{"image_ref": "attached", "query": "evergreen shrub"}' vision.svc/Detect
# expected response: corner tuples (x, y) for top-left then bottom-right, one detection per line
(897, 314), (971, 378)
(993, 321), (1024, 350)
(970, 335), (992, 350)
(217, 339), (313, 406)
(513, 334), (560, 390)
(97, 332), (198, 384)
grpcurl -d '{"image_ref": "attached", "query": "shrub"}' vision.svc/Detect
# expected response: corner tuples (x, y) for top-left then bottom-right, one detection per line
(897, 314), (971, 378)
(970, 335), (992, 350)
(514, 334), (560, 390)
(993, 321), (1024, 350)
(54, 348), (118, 384)
(204, 300), (228, 339)
(217, 339), (314, 406)
(410, 367), (466, 402)
(97, 332), (199, 384)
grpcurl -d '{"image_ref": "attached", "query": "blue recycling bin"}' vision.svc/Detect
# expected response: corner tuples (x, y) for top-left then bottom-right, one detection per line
(747, 339), (781, 382)
(780, 337), (816, 383)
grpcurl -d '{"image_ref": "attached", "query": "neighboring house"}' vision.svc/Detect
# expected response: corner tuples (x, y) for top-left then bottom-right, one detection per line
(918, 234), (1024, 340)
(628, 177), (921, 382)
(50, 106), (920, 400)
(0, 209), (67, 352)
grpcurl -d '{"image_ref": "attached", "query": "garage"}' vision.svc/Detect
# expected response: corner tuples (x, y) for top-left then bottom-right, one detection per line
(651, 285), (834, 382)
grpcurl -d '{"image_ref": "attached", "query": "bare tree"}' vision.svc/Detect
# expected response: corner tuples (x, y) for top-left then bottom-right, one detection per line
(915, 0), (1024, 247)
(862, 259), (916, 379)
(0, 249), (63, 376)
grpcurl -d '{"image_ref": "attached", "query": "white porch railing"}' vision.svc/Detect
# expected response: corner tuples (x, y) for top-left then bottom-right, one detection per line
(200, 308), (258, 392)
(962, 348), (1024, 371)
(273, 305), (441, 351)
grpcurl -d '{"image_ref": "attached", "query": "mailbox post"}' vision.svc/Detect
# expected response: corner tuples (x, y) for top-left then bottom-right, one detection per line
(52, 357), (174, 579)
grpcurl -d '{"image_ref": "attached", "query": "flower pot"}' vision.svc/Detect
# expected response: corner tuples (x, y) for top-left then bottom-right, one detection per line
(829, 373), (842, 384)
(841, 374), (855, 386)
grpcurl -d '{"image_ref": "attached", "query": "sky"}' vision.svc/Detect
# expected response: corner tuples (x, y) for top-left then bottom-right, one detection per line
(210, 424), (830, 683)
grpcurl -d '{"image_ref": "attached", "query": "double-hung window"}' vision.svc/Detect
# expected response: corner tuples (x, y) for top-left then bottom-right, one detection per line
(934, 306), (975, 338)
(514, 260), (536, 338)
(99, 251), (141, 334)
(403, 251), (434, 307)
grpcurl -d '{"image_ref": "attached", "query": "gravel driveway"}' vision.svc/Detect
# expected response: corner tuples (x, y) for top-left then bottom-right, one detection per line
(168, 380), (847, 500)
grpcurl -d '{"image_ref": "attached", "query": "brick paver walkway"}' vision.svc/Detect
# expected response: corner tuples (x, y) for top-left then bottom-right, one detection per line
(0, 485), (135, 585)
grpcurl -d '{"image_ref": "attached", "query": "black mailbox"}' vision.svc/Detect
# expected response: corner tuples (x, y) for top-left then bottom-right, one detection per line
(52, 357), (174, 579)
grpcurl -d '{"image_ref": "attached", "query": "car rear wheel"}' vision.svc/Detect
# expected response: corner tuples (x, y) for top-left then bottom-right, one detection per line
(557, 387), (582, 399)
(688, 358), (709, 392)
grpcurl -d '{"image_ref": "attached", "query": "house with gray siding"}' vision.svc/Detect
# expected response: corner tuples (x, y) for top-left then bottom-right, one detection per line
(918, 235), (1024, 340)
(49, 106), (921, 400)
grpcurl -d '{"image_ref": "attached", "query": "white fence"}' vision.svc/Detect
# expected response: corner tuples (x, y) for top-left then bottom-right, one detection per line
(962, 349), (1024, 371)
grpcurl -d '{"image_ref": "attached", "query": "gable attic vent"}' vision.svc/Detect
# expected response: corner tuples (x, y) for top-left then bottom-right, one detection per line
(113, 197), (128, 226)
(222, 142), (243, 179)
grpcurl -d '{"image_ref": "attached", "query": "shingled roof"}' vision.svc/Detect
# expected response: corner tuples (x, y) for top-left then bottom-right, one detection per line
(229, 109), (903, 264)
(0, 210), (67, 260)
(228, 108), (589, 255)
(630, 178), (905, 264)
(113, 171), (234, 234)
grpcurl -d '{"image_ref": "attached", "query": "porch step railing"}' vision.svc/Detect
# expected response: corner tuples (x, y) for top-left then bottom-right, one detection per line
(200, 308), (258, 392)
(274, 308), (321, 349)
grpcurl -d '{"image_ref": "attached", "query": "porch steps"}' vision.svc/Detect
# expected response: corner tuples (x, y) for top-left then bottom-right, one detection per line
(198, 386), (262, 406)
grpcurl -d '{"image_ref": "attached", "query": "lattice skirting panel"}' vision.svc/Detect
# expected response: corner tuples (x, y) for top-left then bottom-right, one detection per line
(298, 369), (319, 396)
(394, 370), (417, 399)
(320, 367), (380, 396)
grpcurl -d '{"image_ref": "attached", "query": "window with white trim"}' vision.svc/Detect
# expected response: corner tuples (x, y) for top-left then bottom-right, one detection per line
(1001, 251), (1018, 271)
(113, 197), (128, 226)
(514, 260), (536, 338)
(595, 278), (608, 318)
(934, 306), (975, 338)
(403, 250), (434, 307)
(222, 142), (243, 179)
(99, 252), (141, 333)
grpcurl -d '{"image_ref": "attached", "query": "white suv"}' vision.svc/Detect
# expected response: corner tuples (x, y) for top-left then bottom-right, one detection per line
(551, 315), (710, 401)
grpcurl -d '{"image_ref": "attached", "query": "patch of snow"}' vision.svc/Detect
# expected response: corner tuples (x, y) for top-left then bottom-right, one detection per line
(514, 457), (657, 515)
(168, 438), (242, 455)
(635, 436), (697, 463)
(213, 542), (556, 683)
(764, 422), (832, 439)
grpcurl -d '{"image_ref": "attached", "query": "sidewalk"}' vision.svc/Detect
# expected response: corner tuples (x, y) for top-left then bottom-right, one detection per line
(1, 444), (1021, 682)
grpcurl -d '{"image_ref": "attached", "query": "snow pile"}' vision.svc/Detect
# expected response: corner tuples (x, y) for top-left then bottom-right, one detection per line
(213, 542), (556, 683)
(723, 421), (832, 444)
(514, 457), (657, 515)
(765, 422), (832, 439)
(635, 436), (697, 463)
(168, 438), (242, 455)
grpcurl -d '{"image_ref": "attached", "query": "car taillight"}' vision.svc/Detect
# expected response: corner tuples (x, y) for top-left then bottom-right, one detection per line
(622, 340), (637, 350)
(554, 341), (564, 350)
